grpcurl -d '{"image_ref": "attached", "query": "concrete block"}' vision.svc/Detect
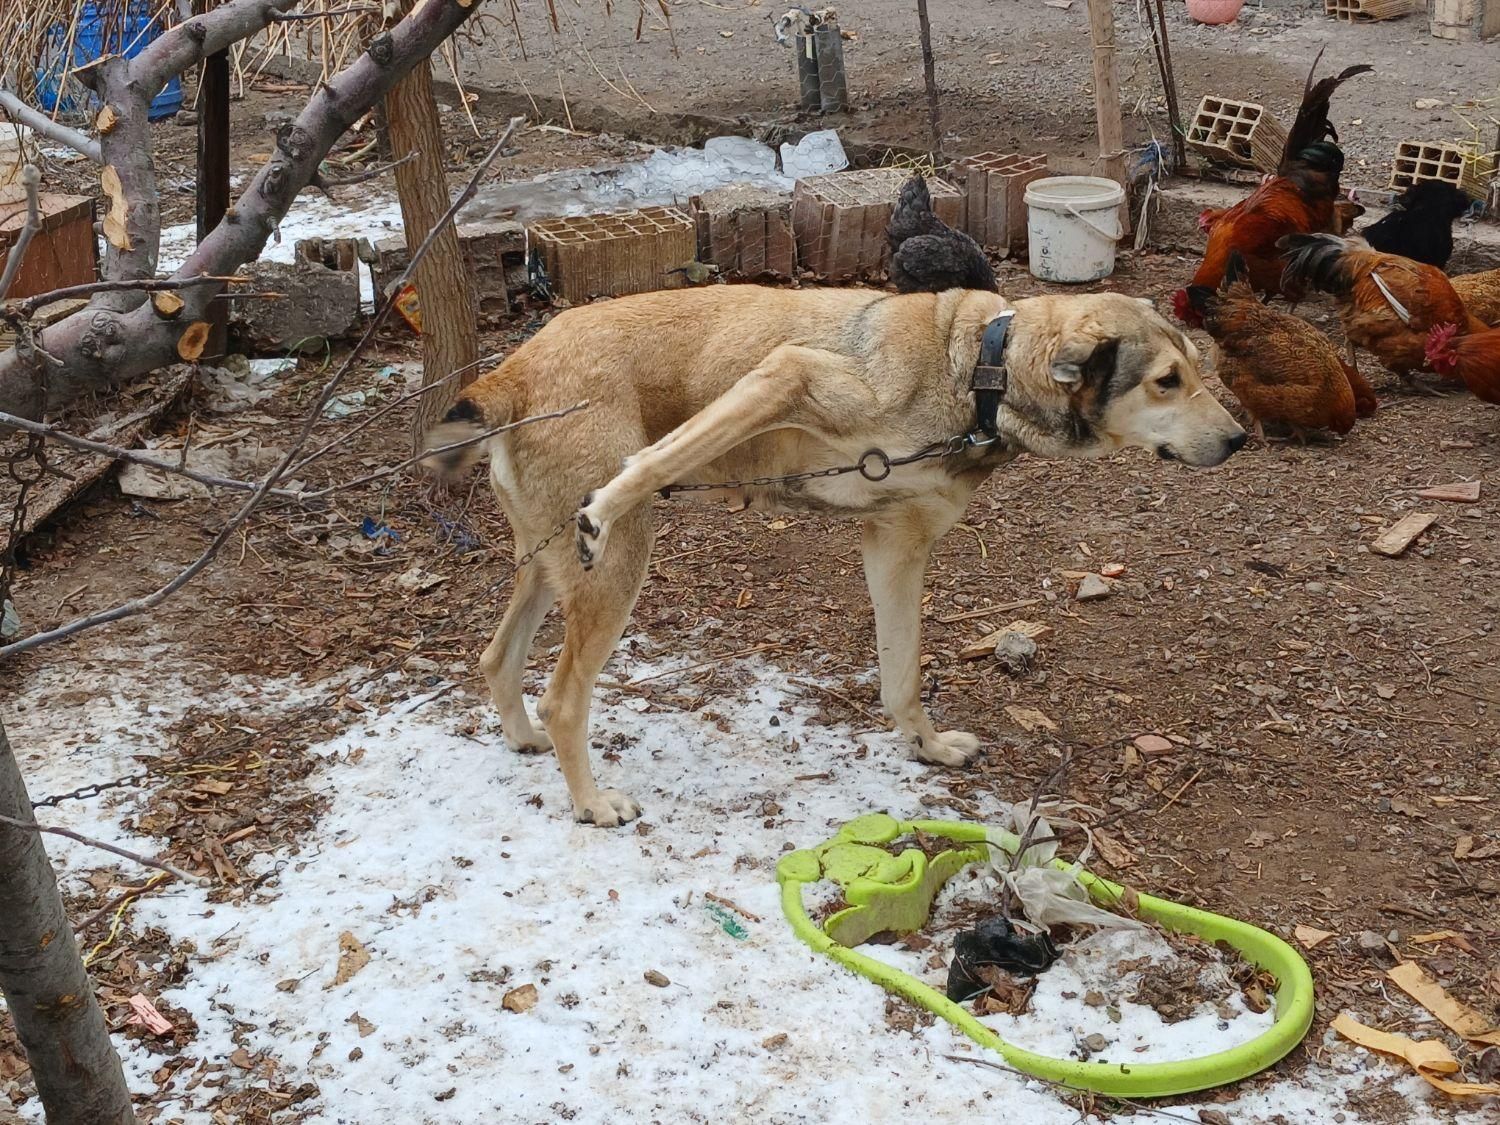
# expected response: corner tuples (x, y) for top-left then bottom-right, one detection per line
(791, 167), (963, 280)
(1390, 140), (1496, 199)
(529, 206), (697, 303)
(231, 259), (359, 353)
(693, 184), (795, 279)
(1185, 97), (1287, 174)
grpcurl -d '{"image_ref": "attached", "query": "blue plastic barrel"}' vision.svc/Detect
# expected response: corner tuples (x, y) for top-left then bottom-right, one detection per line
(36, 2), (182, 122)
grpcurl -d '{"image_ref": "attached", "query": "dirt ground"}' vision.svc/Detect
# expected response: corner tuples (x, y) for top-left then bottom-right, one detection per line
(3, 56), (1499, 1121)
(479, 0), (1500, 188)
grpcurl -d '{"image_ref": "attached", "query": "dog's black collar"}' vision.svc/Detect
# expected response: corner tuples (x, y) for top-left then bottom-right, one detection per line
(972, 310), (1014, 440)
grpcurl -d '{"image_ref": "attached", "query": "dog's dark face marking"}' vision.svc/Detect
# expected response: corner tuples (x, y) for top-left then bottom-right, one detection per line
(444, 398), (481, 424)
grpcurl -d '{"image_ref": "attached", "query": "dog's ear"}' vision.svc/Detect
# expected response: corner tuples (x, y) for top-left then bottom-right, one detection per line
(1051, 337), (1120, 389)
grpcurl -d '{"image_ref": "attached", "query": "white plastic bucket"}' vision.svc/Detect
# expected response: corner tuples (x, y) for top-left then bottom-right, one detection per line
(1024, 176), (1126, 283)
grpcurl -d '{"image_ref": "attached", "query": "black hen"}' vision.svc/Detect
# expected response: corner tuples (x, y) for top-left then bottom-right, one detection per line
(887, 175), (997, 294)
(1361, 180), (1473, 269)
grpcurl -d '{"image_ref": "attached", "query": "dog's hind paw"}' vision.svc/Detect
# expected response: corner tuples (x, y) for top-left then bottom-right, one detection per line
(506, 730), (554, 755)
(573, 789), (642, 828)
(575, 493), (611, 570)
(911, 730), (982, 767)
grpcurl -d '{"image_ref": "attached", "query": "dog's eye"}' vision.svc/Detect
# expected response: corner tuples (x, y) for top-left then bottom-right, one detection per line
(1156, 370), (1182, 392)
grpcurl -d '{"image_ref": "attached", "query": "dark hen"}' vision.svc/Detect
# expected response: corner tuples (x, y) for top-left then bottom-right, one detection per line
(1361, 180), (1473, 269)
(886, 174), (997, 294)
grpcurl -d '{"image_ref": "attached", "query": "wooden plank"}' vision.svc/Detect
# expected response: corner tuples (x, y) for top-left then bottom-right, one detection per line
(197, 49), (231, 361)
(1370, 512), (1438, 557)
(1417, 480), (1481, 503)
(3, 368), (194, 539)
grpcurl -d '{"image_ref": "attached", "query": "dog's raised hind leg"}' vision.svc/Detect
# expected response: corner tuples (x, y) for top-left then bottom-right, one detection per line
(861, 511), (981, 768)
(576, 346), (866, 569)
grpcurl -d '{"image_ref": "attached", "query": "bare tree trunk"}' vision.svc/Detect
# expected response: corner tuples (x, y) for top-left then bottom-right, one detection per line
(915, 0), (941, 153)
(382, 2), (479, 454)
(0, 718), (134, 1124)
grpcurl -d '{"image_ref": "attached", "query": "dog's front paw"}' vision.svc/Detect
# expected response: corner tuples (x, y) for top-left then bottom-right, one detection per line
(911, 730), (982, 767)
(575, 492), (611, 570)
(573, 789), (642, 828)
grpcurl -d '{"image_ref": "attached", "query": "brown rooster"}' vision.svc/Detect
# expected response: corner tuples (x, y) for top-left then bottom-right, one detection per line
(1174, 52), (1371, 325)
(1185, 251), (1375, 441)
(1426, 324), (1500, 405)
(1451, 268), (1500, 327)
(1279, 234), (1491, 392)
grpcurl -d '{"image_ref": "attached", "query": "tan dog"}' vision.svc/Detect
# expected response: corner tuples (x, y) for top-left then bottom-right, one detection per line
(425, 285), (1245, 826)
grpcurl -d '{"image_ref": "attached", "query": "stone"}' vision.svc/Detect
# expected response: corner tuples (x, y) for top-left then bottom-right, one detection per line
(1076, 573), (1112, 601)
(231, 259), (359, 353)
(993, 631), (1039, 675)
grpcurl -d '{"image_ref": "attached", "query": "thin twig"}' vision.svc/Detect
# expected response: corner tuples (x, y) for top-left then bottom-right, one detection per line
(0, 165), (41, 300)
(942, 1054), (1203, 1122)
(289, 350), (505, 474)
(0, 117), (527, 662)
(16, 276), (250, 318)
(73, 873), (171, 933)
(291, 400), (590, 500)
(268, 5), (379, 20)
(0, 811), (204, 885)
(318, 149), (419, 188)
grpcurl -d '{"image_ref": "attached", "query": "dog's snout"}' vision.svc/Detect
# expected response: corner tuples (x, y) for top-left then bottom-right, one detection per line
(1226, 431), (1248, 455)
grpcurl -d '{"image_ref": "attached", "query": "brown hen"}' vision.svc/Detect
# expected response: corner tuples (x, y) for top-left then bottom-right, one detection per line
(1186, 251), (1374, 441)
(1279, 234), (1490, 390)
(1451, 268), (1500, 327)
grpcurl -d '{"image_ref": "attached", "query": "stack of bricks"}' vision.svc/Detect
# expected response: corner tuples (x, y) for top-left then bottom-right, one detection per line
(693, 184), (795, 280)
(1390, 140), (1495, 198)
(1185, 96), (1288, 174)
(951, 152), (1048, 255)
(791, 168), (963, 281)
(529, 207), (697, 304)
(370, 219), (526, 320)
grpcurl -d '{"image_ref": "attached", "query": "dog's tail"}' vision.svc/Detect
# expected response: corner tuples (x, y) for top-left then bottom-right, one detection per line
(419, 365), (516, 482)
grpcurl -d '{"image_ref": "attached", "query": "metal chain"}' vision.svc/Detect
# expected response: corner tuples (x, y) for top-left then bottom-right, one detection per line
(658, 431), (997, 497)
(31, 771), (153, 810)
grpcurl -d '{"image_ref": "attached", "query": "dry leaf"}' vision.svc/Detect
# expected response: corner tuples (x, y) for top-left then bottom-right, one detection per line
(346, 1011), (376, 1038)
(1387, 962), (1500, 1046)
(1412, 931), (1477, 954)
(1004, 704), (1056, 732)
(1093, 829), (1136, 869)
(1294, 925), (1336, 950)
(1332, 1012), (1500, 1097)
(100, 165), (132, 251)
(326, 932), (371, 990)
(1456, 837), (1500, 861)
(502, 983), (538, 1013)
(1245, 830), (1274, 849)
(229, 1047), (254, 1070)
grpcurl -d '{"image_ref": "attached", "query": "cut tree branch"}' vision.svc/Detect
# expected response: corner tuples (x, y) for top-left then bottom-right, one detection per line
(0, 116), (524, 661)
(0, 0), (488, 417)
(0, 89), (102, 163)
